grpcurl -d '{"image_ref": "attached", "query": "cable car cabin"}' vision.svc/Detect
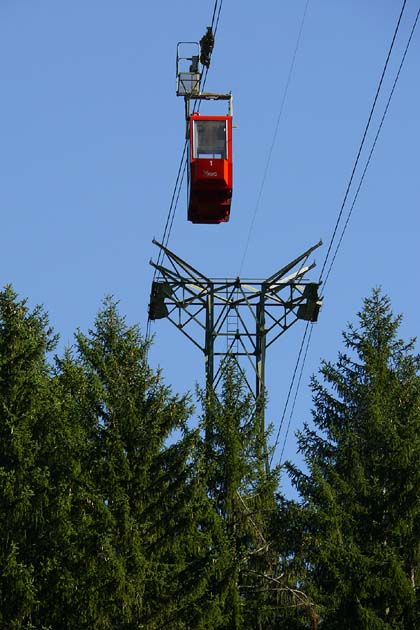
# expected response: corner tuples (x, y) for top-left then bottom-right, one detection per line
(188, 113), (233, 224)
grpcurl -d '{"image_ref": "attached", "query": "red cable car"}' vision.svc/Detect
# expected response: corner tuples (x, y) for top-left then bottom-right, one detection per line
(188, 113), (233, 224)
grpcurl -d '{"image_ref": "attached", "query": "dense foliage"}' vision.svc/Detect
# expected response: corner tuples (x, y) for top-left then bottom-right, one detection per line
(1, 286), (420, 628)
(283, 290), (420, 629)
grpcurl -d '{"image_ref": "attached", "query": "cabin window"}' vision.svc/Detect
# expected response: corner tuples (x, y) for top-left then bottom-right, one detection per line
(193, 120), (227, 159)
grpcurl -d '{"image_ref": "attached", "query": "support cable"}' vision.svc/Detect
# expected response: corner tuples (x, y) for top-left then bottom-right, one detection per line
(318, 0), (408, 283)
(211, 0), (223, 33)
(272, 0), (419, 465)
(195, 0), (224, 105)
(269, 321), (310, 467)
(238, 0), (311, 276)
(157, 142), (188, 261)
(279, 323), (313, 464)
(213, 0), (224, 35)
(146, 143), (188, 340)
(322, 2), (420, 292)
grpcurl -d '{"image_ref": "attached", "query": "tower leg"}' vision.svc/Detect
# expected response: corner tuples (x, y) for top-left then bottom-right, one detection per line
(256, 297), (269, 473)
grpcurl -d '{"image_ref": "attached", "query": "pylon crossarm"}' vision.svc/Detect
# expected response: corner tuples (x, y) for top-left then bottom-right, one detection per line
(184, 283), (211, 298)
(265, 270), (315, 302)
(152, 239), (211, 283)
(159, 277), (210, 307)
(213, 292), (235, 306)
(241, 282), (260, 294)
(264, 240), (322, 285)
(172, 292), (205, 310)
(211, 280), (264, 308)
(149, 261), (180, 283)
(265, 298), (302, 327)
(238, 286), (269, 309)
(262, 289), (302, 309)
(289, 261), (316, 280)
(150, 261), (201, 290)
(263, 281), (309, 307)
(163, 291), (208, 335)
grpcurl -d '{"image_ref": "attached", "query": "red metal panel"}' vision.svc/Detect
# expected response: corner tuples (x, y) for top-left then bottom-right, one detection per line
(188, 114), (233, 224)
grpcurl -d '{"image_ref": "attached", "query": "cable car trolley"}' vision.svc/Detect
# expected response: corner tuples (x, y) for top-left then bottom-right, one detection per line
(176, 38), (233, 225)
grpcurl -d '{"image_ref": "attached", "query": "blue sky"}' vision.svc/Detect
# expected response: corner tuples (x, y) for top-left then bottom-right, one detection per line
(1, 1), (419, 483)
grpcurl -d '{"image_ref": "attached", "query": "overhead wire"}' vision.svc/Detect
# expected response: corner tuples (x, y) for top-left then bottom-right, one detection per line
(157, 142), (188, 260)
(146, 143), (188, 340)
(322, 2), (420, 292)
(269, 321), (310, 468)
(272, 0), (418, 465)
(208, 0), (224, 42)
(318, 0), (408, 283)
(238, 0), (311, 276)
(279, 322), (313, 464)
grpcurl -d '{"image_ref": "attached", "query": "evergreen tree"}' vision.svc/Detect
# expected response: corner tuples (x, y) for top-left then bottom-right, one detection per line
(0, 289), (231, 629)
(285, 290), (420, 628)
(61, 297), (224, 629)
(199, 360), (282, 629)
(0, 286), (57, 629)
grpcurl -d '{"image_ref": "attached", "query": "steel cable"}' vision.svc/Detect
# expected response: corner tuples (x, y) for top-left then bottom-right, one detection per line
(322, 3), (420, 292)
(238, 0), (311, 276)
(318, 0), (408, 283)
(272, 0), (418, 465)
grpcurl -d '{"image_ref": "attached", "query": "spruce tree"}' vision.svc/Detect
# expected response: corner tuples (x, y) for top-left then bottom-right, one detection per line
(285, 290), (420, 628)
(63, 297), (224, 628)
(0, 286), (57, 629)
(199, 360), (282, 629)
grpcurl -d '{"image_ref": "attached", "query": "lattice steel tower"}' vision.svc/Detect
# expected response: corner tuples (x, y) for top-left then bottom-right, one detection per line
(148, 239), (323, 409)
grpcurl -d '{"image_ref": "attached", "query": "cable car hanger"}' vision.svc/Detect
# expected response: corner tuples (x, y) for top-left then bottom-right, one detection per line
(176, 41), (232, 121)
(176, 33), (233, 225)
